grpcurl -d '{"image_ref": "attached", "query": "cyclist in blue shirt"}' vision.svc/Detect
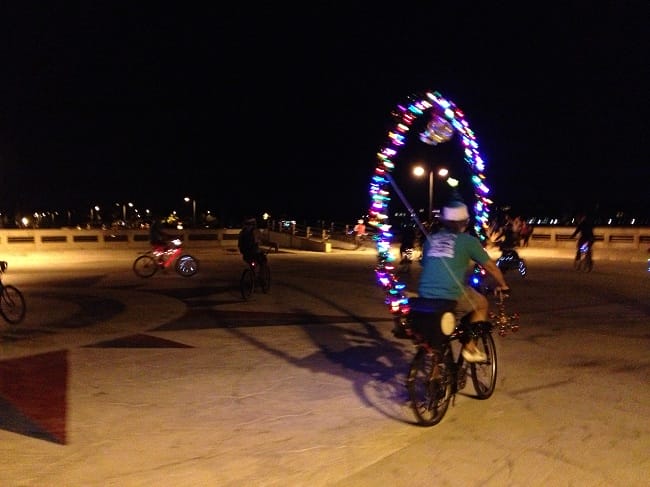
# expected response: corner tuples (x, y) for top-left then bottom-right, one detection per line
(418, 200), (510, 362)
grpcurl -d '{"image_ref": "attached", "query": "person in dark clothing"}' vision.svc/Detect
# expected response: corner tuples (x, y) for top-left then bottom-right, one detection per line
(570, 214), (595, 262)
(400, 225), (417, 261)
(238, 217), (267, 266)
(149, 218), (177, 252)
(495, 215), (519, 250)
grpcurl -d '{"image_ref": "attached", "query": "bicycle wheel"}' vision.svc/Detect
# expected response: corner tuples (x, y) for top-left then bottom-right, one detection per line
(576, 254), (591, 272)
(176, 255), (199, 277)
(258, 263), (271, 293)
(469, 332), (497, 399)
(495, 255), (509, 273)
(407, 346), (452, 426)
(240, 268), (255, 300)
(133, 255), (158, 278)
(518, 258), (528, 277)
(0, 284), (26, 324)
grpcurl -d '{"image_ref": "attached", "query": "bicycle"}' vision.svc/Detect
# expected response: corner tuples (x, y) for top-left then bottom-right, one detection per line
(574, 241), (593, 272)
(133, 238), (199, 278)
(0, 261), (26, 325)
(240, 252), (271, 300)
(495, 242), (527, 277)
(393, 290), (519, 426)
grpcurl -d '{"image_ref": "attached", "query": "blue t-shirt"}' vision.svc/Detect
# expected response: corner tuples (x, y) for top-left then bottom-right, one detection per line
(417, 229), (490, 300)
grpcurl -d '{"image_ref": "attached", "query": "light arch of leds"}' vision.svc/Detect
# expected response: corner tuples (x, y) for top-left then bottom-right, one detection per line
(368, 90), (492, 315)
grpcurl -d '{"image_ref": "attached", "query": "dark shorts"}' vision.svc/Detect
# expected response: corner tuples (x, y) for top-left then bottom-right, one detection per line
(243, 250), (266, 265)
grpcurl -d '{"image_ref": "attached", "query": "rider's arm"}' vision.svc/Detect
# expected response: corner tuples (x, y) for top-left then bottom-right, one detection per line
(482, 259), (510, 291)
(570, 223), (581, 239)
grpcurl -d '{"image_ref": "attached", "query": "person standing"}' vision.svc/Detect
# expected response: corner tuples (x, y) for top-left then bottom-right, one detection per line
(519, 219), (532, 247)
(353, 219), (366, 250)
(417, 200), (510, 362)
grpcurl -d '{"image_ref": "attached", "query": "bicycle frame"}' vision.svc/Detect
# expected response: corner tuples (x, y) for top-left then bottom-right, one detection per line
(398, 292), (519, 426)
(153, 245), (183, 268)
(575, 241), (594, 272)
(240, 251), (271, 300)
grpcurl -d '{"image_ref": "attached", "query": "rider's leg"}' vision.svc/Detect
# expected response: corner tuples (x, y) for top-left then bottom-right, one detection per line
(455, 286), (489, 362)
(455, 286), (489, 323)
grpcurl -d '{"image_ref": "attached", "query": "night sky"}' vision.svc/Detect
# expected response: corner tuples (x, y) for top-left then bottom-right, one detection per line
(1, 3), (648, 226)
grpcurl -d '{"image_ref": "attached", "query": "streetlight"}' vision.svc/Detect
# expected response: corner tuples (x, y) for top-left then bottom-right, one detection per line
(413, 164), (449, 223)
(116, 202), (133, 226)
(90, 205), (100, 224)
(184, 197), (196, 228)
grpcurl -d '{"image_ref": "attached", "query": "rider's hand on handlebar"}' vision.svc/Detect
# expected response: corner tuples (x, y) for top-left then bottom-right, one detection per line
(494, 285), (511, 297)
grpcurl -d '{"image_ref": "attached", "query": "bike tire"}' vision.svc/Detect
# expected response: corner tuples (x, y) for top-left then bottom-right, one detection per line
(240, 268), (255, 300)
(133, 254), (158, 278)
(407, 346), (452, 426)
(0, 284), (27, 324)
(495, 256), (508, 273)
(518, 258), (528, 277)
(469, 331), (497, 399)
(176, 255), (199, 277)
(259, 263), (271, 293)
(576, 255), (592, 272)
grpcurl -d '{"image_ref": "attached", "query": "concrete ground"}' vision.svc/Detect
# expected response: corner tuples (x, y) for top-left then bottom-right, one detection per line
(0, 246), (648, 486)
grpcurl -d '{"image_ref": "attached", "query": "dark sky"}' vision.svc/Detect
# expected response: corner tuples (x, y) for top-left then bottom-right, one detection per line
(1, 3), (648, 225)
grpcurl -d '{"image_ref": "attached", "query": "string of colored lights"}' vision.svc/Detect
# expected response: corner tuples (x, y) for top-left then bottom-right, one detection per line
(368, 90), (493, 316)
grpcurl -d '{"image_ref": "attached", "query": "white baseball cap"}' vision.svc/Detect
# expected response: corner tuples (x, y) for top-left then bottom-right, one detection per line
(441, 201), (470, 221)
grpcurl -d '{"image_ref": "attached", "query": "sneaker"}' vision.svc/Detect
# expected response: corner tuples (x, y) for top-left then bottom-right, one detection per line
(462, 346), (487, 363)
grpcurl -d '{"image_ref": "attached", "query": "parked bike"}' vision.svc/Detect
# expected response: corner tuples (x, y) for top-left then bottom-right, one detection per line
(392, 289), (519, 426)
(133, 239), (199, 278)
(0, 261), (26, 325)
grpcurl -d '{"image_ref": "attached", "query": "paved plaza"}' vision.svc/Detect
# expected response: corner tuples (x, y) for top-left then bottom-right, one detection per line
(0, 247), (648, 486)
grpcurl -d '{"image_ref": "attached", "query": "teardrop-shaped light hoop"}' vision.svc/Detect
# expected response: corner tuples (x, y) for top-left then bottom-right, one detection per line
(368, 90), (492, 314)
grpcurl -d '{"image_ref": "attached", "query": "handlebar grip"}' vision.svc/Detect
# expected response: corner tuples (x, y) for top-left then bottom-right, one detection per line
(497, 288), (511, 298)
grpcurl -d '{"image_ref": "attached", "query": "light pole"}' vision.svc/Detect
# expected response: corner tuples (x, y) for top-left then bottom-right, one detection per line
(413, 164), (448, 223)
(90, 205), (100, 224)
(116, 202), (133, 226)
(184, 197), (196, 228)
